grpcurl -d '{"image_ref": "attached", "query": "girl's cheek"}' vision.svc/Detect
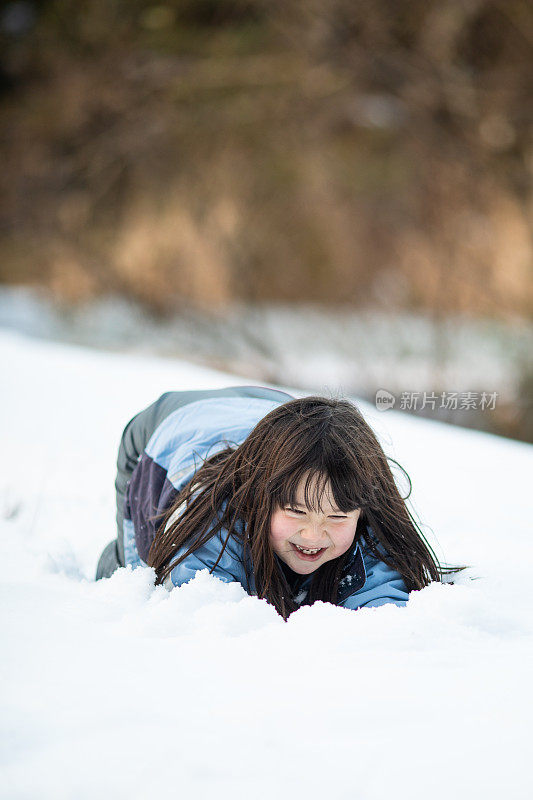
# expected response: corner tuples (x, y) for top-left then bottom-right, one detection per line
(277, 519), (296, 539)
(335, 522), (358, 551)
(269, 513), (294, 544)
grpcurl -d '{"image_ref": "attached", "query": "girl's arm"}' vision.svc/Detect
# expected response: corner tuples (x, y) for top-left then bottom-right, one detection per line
(162, 528), (247, 592)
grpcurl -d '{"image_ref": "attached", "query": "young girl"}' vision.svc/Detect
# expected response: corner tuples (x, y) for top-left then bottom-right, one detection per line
(96, 385), (444, 619)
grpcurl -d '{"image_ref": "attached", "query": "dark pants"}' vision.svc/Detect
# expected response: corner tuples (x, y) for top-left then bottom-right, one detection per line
(95, 385), (292, 579)
(95, 540), (121, 579)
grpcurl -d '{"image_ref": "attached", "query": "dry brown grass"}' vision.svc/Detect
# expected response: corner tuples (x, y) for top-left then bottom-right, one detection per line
(1, 0), (532, 318)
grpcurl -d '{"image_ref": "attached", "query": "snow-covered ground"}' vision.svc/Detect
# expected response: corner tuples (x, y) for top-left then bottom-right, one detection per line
(1, 328), (532, 800)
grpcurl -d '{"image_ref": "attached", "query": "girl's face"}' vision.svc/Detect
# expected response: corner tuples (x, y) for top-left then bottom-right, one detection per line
(269, 475), (361, 575)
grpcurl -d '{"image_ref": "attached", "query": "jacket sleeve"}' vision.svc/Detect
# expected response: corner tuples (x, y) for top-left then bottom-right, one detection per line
(339, 549), (409, 610)
(163, 529), (247, 592)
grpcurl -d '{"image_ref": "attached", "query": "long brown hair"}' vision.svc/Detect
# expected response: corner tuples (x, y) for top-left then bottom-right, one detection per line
(148, 396), (452, 619)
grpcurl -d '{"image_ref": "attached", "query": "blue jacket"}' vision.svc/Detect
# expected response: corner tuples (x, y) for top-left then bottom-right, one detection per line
(123, 394), (409, 610)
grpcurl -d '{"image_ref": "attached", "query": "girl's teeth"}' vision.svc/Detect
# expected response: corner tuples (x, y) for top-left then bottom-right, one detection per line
(295, 545), (321, 554)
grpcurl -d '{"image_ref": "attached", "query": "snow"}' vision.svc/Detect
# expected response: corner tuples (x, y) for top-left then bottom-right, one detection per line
(1, 328), (532, 800)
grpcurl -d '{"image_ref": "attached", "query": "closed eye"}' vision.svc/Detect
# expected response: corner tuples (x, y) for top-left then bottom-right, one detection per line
(285, 508), (349, 519)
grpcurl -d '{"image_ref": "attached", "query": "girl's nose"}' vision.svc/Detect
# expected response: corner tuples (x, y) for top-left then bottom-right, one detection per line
(300, 521), (323, 541)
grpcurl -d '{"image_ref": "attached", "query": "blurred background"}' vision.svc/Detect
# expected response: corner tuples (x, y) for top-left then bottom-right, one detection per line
(1, 0), (532, 441)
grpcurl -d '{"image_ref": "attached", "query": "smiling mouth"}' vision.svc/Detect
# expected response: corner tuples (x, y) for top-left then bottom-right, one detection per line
(291, 543), (326, 557)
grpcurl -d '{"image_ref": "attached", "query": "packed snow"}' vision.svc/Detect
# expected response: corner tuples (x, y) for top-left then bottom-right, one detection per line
(1, 328), (532, 800)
